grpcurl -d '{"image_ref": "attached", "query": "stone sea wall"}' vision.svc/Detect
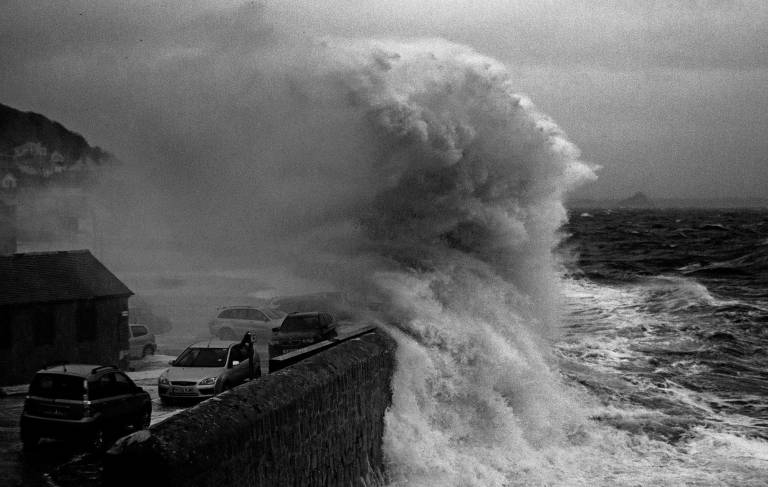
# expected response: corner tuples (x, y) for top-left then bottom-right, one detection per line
(103, 329), (396, 487)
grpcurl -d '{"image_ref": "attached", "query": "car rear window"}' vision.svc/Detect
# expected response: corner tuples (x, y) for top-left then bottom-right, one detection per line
(29, 373), (86, 400)
(131, 325), (148, 337)
(280, 315), (324, 332)
(244, 309), (268, 321)
(218, 309), (239, 319)
(174, 347), (228, 367)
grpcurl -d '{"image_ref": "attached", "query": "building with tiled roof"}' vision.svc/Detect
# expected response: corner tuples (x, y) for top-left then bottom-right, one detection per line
(0, 250), (133, 385)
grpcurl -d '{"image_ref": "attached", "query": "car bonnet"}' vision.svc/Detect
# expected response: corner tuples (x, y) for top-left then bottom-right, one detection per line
(165, 366), (225, 382)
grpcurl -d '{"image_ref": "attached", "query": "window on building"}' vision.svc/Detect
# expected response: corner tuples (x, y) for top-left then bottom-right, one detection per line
(77, 300), (98, 341)
(34, 307), (55, 346)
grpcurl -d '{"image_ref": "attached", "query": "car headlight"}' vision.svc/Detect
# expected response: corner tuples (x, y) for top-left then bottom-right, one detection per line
(158, 375), (169, 386)
(199, 377), (217, 386)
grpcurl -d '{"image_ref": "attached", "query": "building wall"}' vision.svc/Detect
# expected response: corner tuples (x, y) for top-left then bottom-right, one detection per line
(0, 296), (130, 385)
(103, 329), (397, 487)
(0, 202), (15, 255)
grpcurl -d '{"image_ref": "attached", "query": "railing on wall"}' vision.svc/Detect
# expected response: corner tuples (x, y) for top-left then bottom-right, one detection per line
(267, 325), (378, 373)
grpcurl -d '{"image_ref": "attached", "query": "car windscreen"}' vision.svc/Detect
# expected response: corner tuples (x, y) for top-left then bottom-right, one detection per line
(280, 316), (322, 332)
(174, 347), (228, 367)
(29, 373), (87, 400)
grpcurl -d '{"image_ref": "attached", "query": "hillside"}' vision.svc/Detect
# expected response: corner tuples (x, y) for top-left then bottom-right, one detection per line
(0, 103), (111, 191)
(0, 103), (108, 164)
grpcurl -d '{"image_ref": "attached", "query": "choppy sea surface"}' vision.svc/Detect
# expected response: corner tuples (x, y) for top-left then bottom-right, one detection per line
(555, 208), (768, 484)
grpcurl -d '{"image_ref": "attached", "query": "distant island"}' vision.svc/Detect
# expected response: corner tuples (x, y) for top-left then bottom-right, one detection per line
(568, 192), (768, 209)
(617, 192), (654, 208)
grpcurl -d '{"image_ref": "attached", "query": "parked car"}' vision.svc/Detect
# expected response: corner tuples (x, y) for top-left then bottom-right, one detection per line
(268, 311), (338, 358)
(20, 363), (151, 451)
(208, 305), (286, 344)
(157, 340), (260, 404)
(128, 323), (157, 359)
(269, 292), (355, 320)
(129, 296), (172, 334)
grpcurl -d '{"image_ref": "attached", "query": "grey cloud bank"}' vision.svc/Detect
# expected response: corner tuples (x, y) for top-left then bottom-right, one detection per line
(1, 0), (767, 201)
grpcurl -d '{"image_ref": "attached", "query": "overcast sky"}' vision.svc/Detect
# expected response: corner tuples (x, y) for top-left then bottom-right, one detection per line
(1, 0), (766, 200)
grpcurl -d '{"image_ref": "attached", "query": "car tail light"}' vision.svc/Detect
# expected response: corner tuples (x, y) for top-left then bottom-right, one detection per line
(83, 394), (92, 417)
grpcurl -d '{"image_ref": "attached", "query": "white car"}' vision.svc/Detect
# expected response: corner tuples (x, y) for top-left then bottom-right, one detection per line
(128, 324), (156, 359)
(157, 340), (260, 404)
(208, 306), (286, 344)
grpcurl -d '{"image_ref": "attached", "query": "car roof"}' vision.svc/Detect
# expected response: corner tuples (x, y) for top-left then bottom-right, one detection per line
(34, 364), (119, 378)
(286, 311), (325, 317)
(186, 339), (238, 348)
(219, 305), (266, 310)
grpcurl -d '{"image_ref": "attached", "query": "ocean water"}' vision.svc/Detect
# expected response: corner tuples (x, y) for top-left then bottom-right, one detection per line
(558, 209), (768, 484)
(378, 208), (768, 486)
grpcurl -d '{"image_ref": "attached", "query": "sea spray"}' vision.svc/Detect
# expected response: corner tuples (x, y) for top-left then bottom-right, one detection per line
(309, 40), (597, 484)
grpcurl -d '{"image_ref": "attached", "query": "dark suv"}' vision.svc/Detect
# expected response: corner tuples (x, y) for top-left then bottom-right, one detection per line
(269, 292), (355, 321)
(20, 363), (151, 451)
(268, 312), (338, 358)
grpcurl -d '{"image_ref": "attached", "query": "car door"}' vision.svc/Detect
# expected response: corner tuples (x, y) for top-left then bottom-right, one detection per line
(130, 325), (152, 356)
(221, 344), (252, 387)
(92, 372), (135, 431)
(112, 371), (144, 428)
(128, 326), (140, 357)
(89, 372), (120, 429)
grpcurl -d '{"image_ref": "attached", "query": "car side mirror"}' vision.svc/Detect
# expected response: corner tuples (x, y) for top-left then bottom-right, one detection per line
(231, 360), (240, 367)
(272, 327), (280, 332)
(169, 360), (175, 366)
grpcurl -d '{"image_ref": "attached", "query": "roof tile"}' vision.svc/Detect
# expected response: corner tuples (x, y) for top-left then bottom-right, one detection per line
(0, 250), (132, 306)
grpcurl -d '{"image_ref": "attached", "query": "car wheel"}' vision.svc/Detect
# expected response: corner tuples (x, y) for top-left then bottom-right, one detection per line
(142, 344), (155, 357)
(135, 407), (151, 430)
(21, 430), (39, 451)
(218, 328), (237, 341)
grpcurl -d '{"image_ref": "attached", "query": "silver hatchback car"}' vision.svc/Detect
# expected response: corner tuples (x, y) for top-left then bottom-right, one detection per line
(157, 340), (260, 404)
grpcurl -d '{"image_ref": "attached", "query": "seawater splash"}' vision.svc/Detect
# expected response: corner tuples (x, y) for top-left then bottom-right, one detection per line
(316, 40), (596, 485)
(321, 41), (768, 486)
